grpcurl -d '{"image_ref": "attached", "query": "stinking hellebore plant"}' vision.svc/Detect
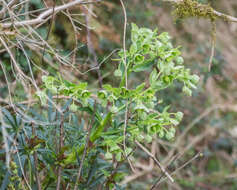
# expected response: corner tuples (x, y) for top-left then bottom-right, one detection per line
(37, 23), (199, 184)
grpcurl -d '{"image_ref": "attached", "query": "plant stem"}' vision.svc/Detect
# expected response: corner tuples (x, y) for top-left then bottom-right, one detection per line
(56, 114), (64, 190)
(73, 102), (97, 190)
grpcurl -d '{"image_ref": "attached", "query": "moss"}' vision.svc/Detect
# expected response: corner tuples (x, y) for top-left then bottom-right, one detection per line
(173, 0), (217, 43)
(173, 0), (217, 21)
(173, 0), (218, 70)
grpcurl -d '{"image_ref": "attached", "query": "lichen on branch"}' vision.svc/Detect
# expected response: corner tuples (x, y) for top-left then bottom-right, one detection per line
(172, 0), (218, 70)
(173, 0), (217, 21)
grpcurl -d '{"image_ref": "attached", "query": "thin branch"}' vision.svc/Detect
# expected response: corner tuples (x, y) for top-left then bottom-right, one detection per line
(14, 143), (32, 190)
(0, 36), (31, 86)
(155, 151), (202, 186)
(0, 0), (19, 17)
(208, 21), (216, 71)
(119, 0), (135, 173)
(85, 5), (103, 88)
(41, 0), (56, 67)
(213, 9), (237, 22)
(62, 6), (79, 66)
(135, 140), (174, 183)
(0, 109), (11, 168)
(150, 153), (179, 190)
(1, 0), (102, 28)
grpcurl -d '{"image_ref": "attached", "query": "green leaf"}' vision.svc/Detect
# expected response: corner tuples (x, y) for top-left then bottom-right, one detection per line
(90, 112), (112, 142)
(132, 59), (153, 72)
(170, 127), (176, 134)
(190, 74), (200, 84)
(134, 54), (144, 64)
(98, 90), (107, 99)
(130, 44), (137, 55)
(134, 103), (149, 113)
(131, 23), (139, 31)
(182, 86), (192, 96)
(158, 32), (170, 43)
(115, 152), (122, 161)
(125, 147), (133, 155)
(176, 112), (184, 122)
(70, 103), (78, 112)
(166, 127), (176, 140)
(111, 106), (119, 113)
(110, 144), (120, 152)
(145, 135), (153, 143)
(114, 69), (122, 77)
(170, 118), (179, 126)
(135, 82), (146, 93)
(142, 44), (150, 54)
(75, 82), (88, 91)
(103, 84), (113, 91)
(158, 130), (164, 138)
(105, 152), (113, 160)
(176, 56), (184, 64)
(81, 90), (91, 98)
(166, 132), (174, 140)
(131, 23), (139, 42)
(149, 69), (158, 86)
(42, 75), (48, 83)
(36, 90), (47, 105)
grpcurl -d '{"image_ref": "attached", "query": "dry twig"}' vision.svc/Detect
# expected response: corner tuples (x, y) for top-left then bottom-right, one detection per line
(135, 140), (174, 183)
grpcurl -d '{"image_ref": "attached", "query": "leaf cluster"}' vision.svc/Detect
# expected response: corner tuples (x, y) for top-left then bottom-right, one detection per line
(1, 24), (199, 189)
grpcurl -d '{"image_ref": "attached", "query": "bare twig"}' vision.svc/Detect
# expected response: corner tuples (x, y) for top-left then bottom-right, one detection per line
(208, 21), (216, 71)
(14, 143), (32, 190)
(1, 0), (102, 28)
(0, 109), (11, 168)
(0, 0), (18, 17)
(62, 6), (79, 66)
(135, 140), (174, 183)
(41, 0), (56, 66)
(84, 5), (103, 88)
(150, 153), (180, 190)
(155, 151), (202, 186)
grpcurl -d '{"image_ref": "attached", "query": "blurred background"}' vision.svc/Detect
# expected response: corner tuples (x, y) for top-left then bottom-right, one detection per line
(0, 0), (237, 189)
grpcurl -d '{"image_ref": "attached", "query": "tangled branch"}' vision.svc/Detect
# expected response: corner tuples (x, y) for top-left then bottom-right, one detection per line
(0, 0), (102, 28)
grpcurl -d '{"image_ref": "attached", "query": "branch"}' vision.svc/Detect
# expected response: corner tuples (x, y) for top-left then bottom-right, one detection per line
(0, 0), (18, 17)
(135, 140), (174, 183)
(1, 0), (102, 28)
(155, 151), (202, 186)
(84, 5), (103, 88)
(213, 9), (237, 23)
(164, 0), (237, 23)
(119, 0), (136, 173)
